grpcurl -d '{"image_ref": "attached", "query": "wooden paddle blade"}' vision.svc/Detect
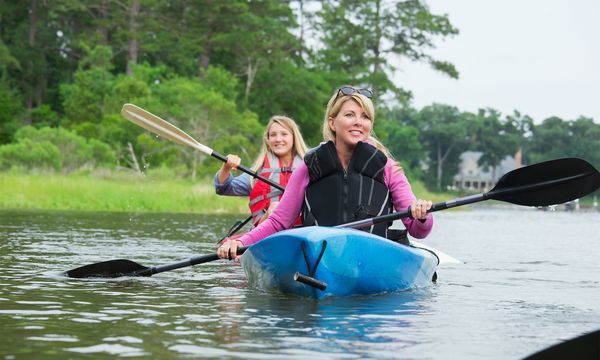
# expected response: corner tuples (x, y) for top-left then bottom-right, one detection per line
(65, 259), (150, 278)
(489, 158), (600, 206)
(121, 104), (213, 155)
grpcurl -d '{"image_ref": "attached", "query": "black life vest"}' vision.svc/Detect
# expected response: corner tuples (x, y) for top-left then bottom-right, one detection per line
(301, 141), (396, 238)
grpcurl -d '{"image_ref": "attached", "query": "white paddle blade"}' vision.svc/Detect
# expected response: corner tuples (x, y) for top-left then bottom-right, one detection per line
(121, 104), (213, 155)
(412, 240), (462, 265)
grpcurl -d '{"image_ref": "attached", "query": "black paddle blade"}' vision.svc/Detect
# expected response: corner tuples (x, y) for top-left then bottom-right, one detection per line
(65, 259), (150, 278)
(489, 158), (600, 206)
(523, 328), (600, 360)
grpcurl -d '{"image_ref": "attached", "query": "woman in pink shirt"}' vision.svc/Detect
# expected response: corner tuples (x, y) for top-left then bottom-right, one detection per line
(217, 86), (433, 260)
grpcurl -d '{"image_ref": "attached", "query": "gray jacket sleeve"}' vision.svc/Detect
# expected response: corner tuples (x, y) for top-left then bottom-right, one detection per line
(214, 171), (253, 196)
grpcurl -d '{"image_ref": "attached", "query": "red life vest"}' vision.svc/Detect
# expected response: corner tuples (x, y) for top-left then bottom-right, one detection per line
(248, 153), (303, 226)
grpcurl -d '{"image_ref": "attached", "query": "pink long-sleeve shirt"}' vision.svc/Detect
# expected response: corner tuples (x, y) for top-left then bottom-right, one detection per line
(237, 158), (433, 246)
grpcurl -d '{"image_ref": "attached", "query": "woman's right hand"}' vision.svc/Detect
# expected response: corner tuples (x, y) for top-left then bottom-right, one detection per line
(223, 154), (241, 171)
(217, 154), (242, 184)
(217, 238), (244, 260)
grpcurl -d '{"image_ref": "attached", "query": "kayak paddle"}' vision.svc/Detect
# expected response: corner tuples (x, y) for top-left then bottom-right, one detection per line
(65, 252), (230, 279)
(65, 157), (599, 278)
(523, 328), (600, 359)
(121, 103), (284, 192)
(121, 103), (277, 239)
(341, 157), (600, 230)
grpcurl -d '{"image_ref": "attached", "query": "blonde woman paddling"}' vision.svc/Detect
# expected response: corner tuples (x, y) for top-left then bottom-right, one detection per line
(214, 115), (308, 226)
(218, 86), (434, 260)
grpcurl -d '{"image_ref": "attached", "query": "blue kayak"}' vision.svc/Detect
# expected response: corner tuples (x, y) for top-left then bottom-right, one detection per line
(241, 226), (439, 299)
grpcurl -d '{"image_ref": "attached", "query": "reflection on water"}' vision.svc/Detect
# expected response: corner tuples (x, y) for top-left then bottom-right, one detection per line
(1, 208), (599, 358)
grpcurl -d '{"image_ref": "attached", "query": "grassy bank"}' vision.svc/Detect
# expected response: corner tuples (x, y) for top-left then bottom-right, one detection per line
(0, 172), (248, 214)
(0, 172), (453, 214)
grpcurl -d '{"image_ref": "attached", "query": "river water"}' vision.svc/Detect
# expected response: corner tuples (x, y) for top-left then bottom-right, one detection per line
(0, 207), (599, 359)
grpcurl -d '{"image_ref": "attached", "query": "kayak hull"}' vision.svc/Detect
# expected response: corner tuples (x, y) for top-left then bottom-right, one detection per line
(241, 226), (438, 299)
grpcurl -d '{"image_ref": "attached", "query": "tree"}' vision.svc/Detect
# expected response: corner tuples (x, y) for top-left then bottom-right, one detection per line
(220, 0), (299, 104)
(247, 60), (331, 146)
(527, 117), (571, 165)
(0, 39), (19, 81)
(570, 117), (600, 169)
(0, 83), (23, 144)
(315, 0), (458, 101)
(0, 126), (115, 172)
(147, 74), (264, 179)
(472, 108), (523, 180)
(148, 1), (248, 78)
(3, 0), (57, 115)
(417, 104), (471, 190)
(376, 106), (423, 172)
(528, 116), (600, 170)
(60, 46), (116, 131)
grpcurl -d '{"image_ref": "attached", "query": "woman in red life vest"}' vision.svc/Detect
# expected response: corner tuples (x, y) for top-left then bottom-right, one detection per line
(214, 115), (309, 226)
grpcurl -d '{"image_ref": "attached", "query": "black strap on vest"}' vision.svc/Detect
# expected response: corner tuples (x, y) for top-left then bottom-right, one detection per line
(302, 141), (395, 238)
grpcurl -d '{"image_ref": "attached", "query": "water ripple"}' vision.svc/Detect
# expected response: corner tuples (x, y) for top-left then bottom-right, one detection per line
(1, 209), (600, 359)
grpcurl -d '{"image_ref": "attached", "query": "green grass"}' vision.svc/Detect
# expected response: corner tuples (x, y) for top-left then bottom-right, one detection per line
(0, 172), (248, 214)
(0, 171), (454, 214)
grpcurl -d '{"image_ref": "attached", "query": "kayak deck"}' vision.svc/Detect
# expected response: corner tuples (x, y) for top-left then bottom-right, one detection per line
(241, 226), (438, 299)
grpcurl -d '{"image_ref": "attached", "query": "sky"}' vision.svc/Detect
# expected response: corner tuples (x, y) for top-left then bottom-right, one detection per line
(394, 0), (600, 123)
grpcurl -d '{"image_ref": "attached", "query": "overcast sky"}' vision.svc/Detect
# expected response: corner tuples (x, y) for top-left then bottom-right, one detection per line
(395, 0), (599, 123)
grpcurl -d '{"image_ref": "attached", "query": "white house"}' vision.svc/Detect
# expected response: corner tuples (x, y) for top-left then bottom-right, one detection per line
(453, 150), (522, 192)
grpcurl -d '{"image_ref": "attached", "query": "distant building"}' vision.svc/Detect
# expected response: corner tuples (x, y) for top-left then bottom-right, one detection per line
(453, 150), (522, 192)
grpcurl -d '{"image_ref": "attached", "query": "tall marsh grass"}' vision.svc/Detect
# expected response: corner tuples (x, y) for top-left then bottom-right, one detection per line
(0, 171), (247, 214)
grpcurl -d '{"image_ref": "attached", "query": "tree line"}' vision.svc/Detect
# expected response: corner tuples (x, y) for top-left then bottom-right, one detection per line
(0, 0), (597, 191)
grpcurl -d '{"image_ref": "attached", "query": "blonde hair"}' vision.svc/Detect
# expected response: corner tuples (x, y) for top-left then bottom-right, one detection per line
(252, 115), (309, 171)
(323, 88), (395, 160)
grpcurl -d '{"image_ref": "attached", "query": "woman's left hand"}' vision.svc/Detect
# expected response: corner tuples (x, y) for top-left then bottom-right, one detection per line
(217, 239), (244, 261)
(411, 199), (432, 220)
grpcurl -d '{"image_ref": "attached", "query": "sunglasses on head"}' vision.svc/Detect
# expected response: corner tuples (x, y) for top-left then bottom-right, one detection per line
(336, 86), (373, 99)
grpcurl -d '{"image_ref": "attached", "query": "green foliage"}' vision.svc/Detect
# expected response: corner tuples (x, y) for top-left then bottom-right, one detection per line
(417, 104), (472, 190)
(472, 108), (523, 176)
(248, 61), (332, 146)
(202, 66), (241, 101)
(0, 139), (61, 171)
(527, 116), (600, 169)
(143, 76), (264, 176)
(0, 83), (23, 144)
(0, 126), (115, 172)
(88, 138), (117, 166)
(109, 76), (151, 110)
(1, 0), (597, 197)
(78, 44), (115, 70)
(569, 117), (600, 168)
(97, 114), (141, 147)
(377, 106), (423, 172)
(29, 104), (60, 128)
(0, 38), (19, 79)
(61, 68), (115, 127)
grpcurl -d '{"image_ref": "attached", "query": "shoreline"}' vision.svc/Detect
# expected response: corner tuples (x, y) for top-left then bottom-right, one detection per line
(5, 172), (592, 215)
(0, 172), (452, 214)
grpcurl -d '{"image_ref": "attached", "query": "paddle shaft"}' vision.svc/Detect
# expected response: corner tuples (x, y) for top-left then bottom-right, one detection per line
(133, 248), (249, 276)
(210, 150), (284, 191)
